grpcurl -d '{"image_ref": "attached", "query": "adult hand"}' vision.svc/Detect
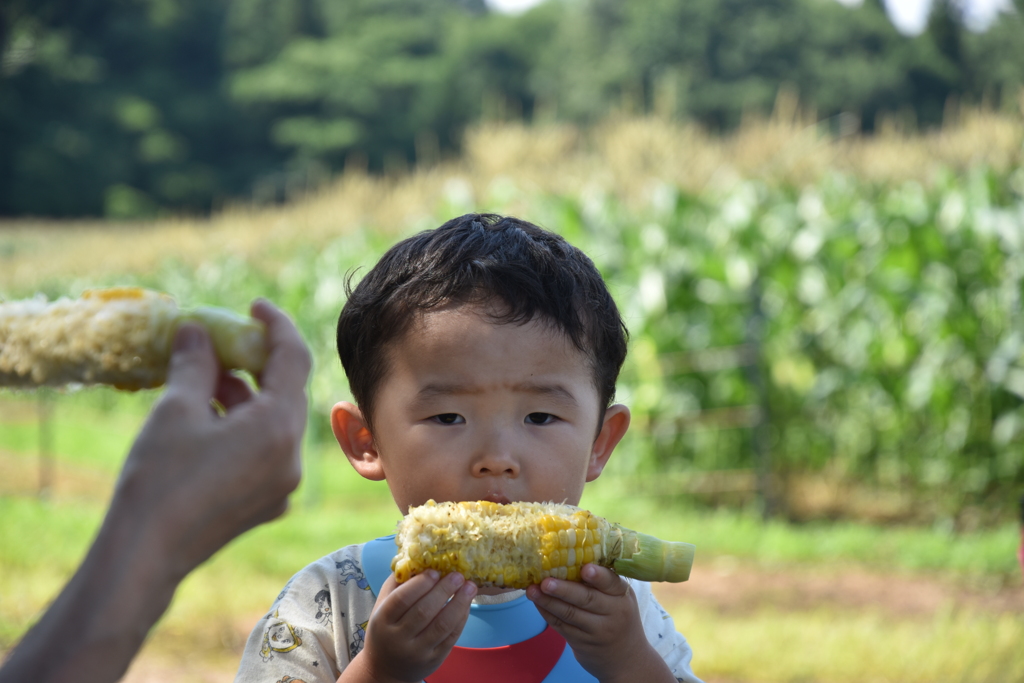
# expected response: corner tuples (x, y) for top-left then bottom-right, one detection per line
(115, 298), (311, 579)
(0, 299), (311, 683)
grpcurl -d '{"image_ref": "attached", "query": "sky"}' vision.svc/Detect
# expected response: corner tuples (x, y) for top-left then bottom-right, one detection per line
(484, 0), (1015, 34)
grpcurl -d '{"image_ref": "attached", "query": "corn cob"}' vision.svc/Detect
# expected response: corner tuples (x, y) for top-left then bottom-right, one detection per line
(391, 500), (695, 589)
(0, 287), (267, 390)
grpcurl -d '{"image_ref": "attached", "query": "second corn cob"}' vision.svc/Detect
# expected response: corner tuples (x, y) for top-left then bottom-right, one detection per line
(0, 287), (267, 389)
(391, 499), (695, 589)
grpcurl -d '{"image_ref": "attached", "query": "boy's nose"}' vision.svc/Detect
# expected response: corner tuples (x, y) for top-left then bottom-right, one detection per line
(470, 424), (521, 477)
(471, 450), (520, 478)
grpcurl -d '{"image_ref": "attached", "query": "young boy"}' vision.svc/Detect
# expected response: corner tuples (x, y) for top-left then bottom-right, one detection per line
(235, 214), (702, 683)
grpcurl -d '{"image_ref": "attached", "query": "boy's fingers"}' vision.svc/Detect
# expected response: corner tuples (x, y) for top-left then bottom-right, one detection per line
(425, 581), (477, 651)
(406, 572), (468, 635)
(165, 323), (218, 404)
(528, 592), (584, 636)
(371, 574), (407, 619)
(530, 600), (563, 630)
(537, 576), (602, 606)
(372, 574), (399, 613)
(250, 299), (311, 398)
(376, 571), (441, 622)
(528, 572), (622, 620)
(581, 564), (629, 596)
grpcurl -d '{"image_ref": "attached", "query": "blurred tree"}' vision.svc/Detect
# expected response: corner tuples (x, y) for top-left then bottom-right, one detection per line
(529, 0), (1020, 131)
(927, 0), (965, 69)
(2, 0), (1023, 217)
(0, 0), (283, 217)
(226, 0), (517, 172)
(963, 3), (1024, 109)
(906, 0), (967, 126)
(530, 0), (922, 129)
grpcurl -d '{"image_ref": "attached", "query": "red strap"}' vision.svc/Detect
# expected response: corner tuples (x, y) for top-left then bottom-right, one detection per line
(426, 626), (566, 683)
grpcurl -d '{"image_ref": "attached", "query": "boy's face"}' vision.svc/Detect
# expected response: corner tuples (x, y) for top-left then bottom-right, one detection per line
(332, 302), (630, 512)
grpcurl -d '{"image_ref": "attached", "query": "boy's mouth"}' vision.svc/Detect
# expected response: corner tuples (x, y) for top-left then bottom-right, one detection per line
(481, 491), (512, 505)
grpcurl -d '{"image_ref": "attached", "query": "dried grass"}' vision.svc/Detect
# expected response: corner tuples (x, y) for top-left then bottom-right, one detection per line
(1, 96), (1021, 294)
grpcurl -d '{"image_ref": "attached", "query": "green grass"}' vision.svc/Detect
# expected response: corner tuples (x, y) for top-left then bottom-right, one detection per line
(0, 442), (403, 651)
(584, 471), (1020, 582)
(4, 472), (1022, 681)
(0, 496), (106, 646)
(0, 391), (153, 473)
(2, 389), (1022, 682)
(1, 389), (1018, 584)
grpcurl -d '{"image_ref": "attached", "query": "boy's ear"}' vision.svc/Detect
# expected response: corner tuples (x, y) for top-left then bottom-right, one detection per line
(586, 404), (630, 482)
(331, 401), (386, 481)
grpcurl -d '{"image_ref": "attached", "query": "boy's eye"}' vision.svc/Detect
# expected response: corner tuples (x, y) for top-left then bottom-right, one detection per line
(525, 412), (557, 425)
(432, 413), (464, 425)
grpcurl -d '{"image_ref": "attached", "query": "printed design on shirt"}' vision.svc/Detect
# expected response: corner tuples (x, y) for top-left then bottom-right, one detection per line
(276, 677), (307, 683)
(313, 586), (332, 627)
(336, 558), (370, 591)
(260, 610), (304, 662)
(349, 620), (368, 660)
(276, 577), (295, 602)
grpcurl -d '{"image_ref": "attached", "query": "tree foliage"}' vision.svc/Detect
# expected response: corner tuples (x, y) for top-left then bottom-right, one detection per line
(0, 0), (284, 217)
(1, 0), (1023, 216)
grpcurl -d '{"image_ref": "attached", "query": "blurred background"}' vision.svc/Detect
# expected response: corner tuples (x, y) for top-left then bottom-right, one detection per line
(1, 0), (1023, 681)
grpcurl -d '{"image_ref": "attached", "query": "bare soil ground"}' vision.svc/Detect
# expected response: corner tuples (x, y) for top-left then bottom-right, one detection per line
(652, 555), (1024, 619)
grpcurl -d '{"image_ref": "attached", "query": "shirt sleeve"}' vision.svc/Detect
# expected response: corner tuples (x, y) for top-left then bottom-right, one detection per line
(234, 545), (377, 683)
(631, 580), (704, 683)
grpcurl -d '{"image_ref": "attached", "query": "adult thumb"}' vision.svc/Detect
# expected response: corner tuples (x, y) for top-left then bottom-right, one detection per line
(165, 322), (219, 401)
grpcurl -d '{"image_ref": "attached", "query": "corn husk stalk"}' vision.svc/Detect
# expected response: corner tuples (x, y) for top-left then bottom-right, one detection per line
(392, 499), (695, 589)
(0, 287), (266, 389)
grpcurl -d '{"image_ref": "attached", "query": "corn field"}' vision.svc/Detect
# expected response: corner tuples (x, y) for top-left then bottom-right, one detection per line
(2, 108), (1023, 525)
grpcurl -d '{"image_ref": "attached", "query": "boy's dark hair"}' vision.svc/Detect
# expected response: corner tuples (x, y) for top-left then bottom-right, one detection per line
(336, 213), (628, 428)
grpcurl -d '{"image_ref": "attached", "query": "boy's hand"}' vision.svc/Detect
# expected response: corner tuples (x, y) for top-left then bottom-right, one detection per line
(346, 571), (477, 683)
(526, 564), (675, 683)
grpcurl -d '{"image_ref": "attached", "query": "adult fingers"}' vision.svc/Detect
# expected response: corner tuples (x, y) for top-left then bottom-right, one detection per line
(250, 299), (311, 398)
(215, 372), (255, 411)
(164, 323), (219, 406)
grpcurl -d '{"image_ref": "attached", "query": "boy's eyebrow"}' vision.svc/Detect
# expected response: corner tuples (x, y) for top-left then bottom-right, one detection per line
(511, 381), (579, 405)
(415, 381), (578, 405)
(416, 383), (484, 399)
